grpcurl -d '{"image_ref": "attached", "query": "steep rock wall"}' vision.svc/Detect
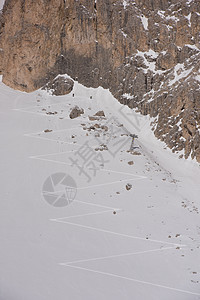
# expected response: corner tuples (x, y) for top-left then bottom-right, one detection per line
(0, 0), (200, 161)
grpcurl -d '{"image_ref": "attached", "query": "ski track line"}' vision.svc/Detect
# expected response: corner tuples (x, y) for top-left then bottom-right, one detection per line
(25, 126), (82, 136)
(41, 174), (145, 189)
(31, 153), (147, 186)
(50, 218), (186, 247)
(73, 199), (121, 210)
(16, 94), (183, 250)
(77, 177), (146, 190)
(59, 246), (176, 266)
(11, 97), (79, 112)
(30, 150), (75, 159)
(50, 209), (119, 221)
(13, 92), (192, 297)
(62, 265), (200, 297)
(55, 199), (120, 211)
(26, 132), (104, 148)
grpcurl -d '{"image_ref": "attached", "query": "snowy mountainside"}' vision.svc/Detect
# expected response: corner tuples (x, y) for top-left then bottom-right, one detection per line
(0, 0), (200, 162)
(0, 76), (200, 300)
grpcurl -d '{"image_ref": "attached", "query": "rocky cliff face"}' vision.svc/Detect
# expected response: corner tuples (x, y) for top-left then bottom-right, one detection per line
(0, 0), (200, 162)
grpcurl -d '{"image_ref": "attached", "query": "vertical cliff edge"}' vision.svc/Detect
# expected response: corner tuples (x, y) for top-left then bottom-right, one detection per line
(0, 0), (200, 161)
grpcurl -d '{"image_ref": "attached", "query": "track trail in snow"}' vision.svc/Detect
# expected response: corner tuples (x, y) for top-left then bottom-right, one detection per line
(2, 79), (200, 299)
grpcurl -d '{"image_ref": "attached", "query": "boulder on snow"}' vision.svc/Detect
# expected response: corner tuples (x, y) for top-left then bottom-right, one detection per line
(126, 183), (132, 191)
(94, 111), (105, 117)
(69, 106), (84, 119)
(42, 75), (74, 96)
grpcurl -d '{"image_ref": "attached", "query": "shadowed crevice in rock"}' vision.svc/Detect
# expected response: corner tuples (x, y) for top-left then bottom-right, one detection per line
(0, 0), (200, 162)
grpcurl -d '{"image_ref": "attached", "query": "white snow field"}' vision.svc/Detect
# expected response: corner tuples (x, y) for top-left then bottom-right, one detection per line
(0, 76), (200, 300)
(0, 0), (4, 10)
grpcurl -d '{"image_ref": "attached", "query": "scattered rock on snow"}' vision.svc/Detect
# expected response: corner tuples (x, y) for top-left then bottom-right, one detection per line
(101, 125), (108, 131)
(46, 111), (57, 115)
(95, 110), (105, 117)
(95, 144), (108, 151)
(126, 183), (132, 191)
(89, 116), (99, 121)
(128, 161), (134, 165)
(127, 150), (141, 156)
(69, 106), (84, 119)
(44, 129), (52, 133)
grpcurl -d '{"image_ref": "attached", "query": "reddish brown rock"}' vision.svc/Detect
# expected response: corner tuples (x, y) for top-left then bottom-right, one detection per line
(0, 0), (200, 162)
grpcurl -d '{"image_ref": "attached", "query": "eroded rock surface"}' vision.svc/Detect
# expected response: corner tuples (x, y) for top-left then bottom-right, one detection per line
(42, 75), (74, 96)
(69, 106), (84, 119)
(0, 0), (200, 161)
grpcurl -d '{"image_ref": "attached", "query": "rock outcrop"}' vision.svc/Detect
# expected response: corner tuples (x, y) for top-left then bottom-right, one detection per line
(0, 0), (200, 161)
(42, 75), (74, 95)
(69, 106), (84, 119)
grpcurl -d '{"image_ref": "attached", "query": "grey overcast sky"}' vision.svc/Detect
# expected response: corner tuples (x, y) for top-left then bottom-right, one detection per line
(0, 0), (4, 9)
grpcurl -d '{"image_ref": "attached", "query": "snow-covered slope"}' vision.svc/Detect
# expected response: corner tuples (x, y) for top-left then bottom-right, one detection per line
(0, 77), (200, 300)
(0, 0), (4, 10)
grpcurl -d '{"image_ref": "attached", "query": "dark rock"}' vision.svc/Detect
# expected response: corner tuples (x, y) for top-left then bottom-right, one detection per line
(69, 106), (84, 119)
(43, 75), (74, 96)
(126, 183), (132, 191)
(95, 111), (105, 117)
(1, 0), (200, 162)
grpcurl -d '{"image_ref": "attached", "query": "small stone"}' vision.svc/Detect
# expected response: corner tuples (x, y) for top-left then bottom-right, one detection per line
(95, 110), (105, 117)
(89, 116), (98, 121)
(128, 161), (134, 165)
(126, 183), (132, 190)
(101, 125), (108, 131)
(131, 151), (141, 156)
(46, 111), (57, 115)
(69, 106), (84, 119)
